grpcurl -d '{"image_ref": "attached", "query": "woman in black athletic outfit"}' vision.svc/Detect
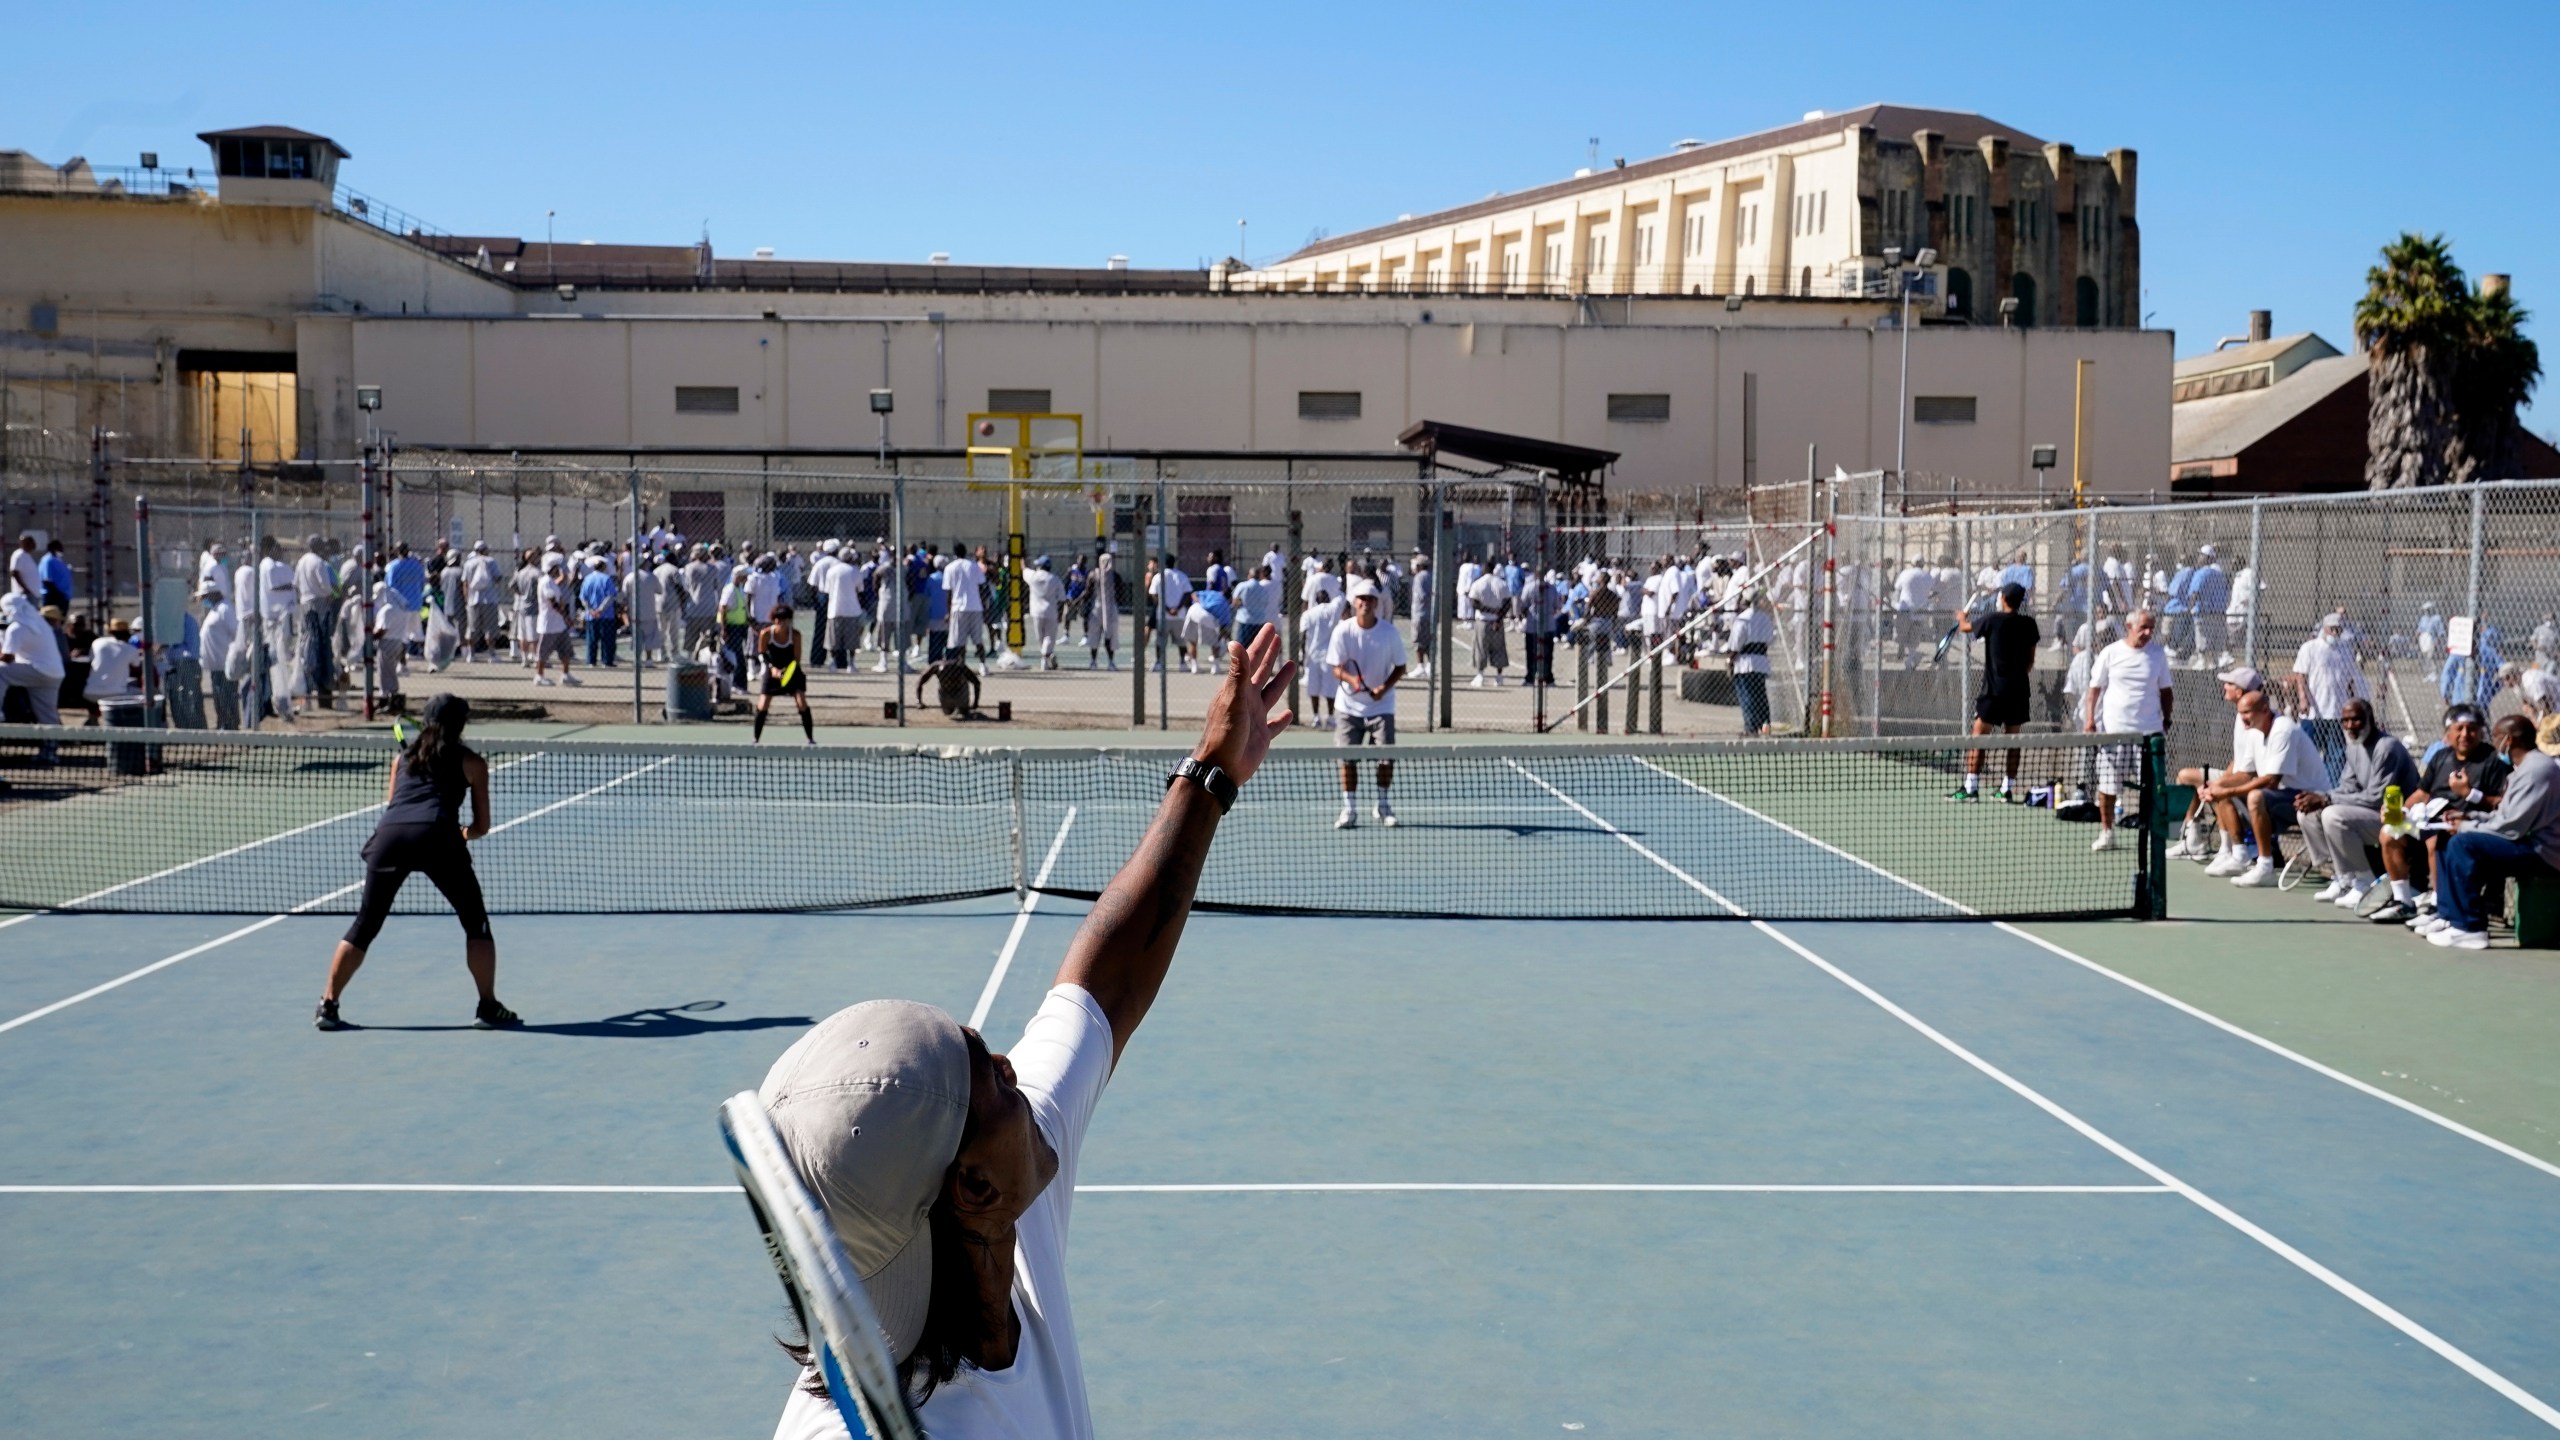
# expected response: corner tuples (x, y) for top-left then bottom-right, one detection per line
(314, 693), (519, 1031)
(753, 602), (814, 744)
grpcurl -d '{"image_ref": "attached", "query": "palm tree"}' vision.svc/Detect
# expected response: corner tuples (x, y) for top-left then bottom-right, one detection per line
(2356, 233), (2469, 489)
(2450, 280), (2543, 483)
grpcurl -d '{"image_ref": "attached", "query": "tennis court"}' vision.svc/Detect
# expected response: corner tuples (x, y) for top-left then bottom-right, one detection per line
(4, 726), (2559, 1436)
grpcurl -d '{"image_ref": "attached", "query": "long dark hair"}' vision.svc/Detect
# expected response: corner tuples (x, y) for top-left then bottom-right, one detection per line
(409, 693), (471, 774)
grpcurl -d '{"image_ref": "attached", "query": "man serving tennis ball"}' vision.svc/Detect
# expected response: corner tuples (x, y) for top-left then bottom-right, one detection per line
(760, 624), (1297, 1439)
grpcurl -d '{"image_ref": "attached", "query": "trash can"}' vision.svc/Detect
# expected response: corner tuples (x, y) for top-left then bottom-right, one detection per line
(664, 663), (714, 722)
(103, 695), (168, 776)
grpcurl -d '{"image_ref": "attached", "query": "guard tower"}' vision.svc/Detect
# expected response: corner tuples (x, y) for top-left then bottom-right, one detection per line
(196, 125), (348, 206)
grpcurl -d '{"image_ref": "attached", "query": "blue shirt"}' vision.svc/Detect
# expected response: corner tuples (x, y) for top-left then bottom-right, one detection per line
(2060, 562), (2090, 613)
(2162, 565), (2194, 614)
(385, 555), (428, 609)
(1232, 577), (1276, 625)
(1998, 562), (2035, 596)
(38, 553), (73, 599)
(578, 570), (618, 619)
(924, 571), (950, 621)
(1199, 590), (1233, 628)
(2187, 564), (2230, 612)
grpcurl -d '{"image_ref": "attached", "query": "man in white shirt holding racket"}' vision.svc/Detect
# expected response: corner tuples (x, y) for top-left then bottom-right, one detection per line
(756, 626), (1299, 1440)
(1326, 577), (1407, 829)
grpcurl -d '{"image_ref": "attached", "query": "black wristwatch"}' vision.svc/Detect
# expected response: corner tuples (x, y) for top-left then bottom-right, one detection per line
(1167, 756), (1238, 813)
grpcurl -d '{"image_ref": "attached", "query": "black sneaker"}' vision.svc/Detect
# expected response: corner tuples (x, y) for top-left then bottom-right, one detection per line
(474, 998), (523, 1030)
(2366, 898), (2414, 924)
(2000, 790), (2028, 805)
(314, 998), (349, 1032)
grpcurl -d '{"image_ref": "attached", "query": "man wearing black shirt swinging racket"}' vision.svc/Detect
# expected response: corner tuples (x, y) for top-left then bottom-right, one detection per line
(1951, 582), (2041, 803)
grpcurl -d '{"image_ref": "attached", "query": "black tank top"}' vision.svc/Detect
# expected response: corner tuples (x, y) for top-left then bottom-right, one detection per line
(763, 631), (799, 672)
(383, 743), (474, 827)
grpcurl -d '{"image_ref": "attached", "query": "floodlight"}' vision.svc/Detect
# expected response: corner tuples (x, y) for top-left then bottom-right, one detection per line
(869, 389), (894, 414)
(1724, 295), (1745, 312)
(1883, 247), (1901, 267)
(1914, 248), (1938, 267)
(356, 386), (383, 412)
(556, 283), (577, 302)
(2030, 444), (2058, 469)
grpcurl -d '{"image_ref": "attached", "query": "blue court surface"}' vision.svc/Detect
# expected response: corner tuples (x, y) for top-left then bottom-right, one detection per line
(5, 759), (2560, 1437)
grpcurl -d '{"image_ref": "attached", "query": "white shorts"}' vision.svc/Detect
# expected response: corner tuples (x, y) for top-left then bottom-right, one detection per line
(2094, 742), (2144, 798)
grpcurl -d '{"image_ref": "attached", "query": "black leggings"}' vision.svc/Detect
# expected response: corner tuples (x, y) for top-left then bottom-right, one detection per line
(343, 822), (492, 949)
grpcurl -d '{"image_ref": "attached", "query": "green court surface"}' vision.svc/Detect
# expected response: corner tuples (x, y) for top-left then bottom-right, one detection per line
(4, 734), (2560, 1436)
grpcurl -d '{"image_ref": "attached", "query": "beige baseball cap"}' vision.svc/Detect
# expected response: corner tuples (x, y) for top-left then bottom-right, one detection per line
(757, 999), (972, 1365)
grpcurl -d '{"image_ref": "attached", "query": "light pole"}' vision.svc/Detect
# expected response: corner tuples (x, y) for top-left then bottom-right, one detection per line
(1236, 218), (1247, 266)
(546, 209), (556, 284)
(1888, 246), (1938, 494)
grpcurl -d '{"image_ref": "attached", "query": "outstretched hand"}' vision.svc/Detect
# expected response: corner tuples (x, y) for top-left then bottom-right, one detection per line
(1194, 625), (1297, 784)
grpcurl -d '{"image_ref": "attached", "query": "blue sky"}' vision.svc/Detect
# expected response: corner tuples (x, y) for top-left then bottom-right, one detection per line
(13, 0), (2555, 432)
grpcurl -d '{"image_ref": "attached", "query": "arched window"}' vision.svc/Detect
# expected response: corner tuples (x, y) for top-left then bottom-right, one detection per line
(1800, 266), (1813, 295)
(1947, 267), (1972, 315)
(1743, 274), (1756, 296)
(2009, 273), (2037, 327)
(2076, 275), (2101, 327)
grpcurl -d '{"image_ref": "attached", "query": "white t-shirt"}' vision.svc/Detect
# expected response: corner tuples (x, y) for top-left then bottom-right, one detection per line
(9, 547), (41, 599)
(2291, 635), (2367, 718)
(85, 636), (141, 699)
(2254, 716), (2329, 792)
(1466, 572), (1511, 621)
(1152, 568), (1192, 619)
(774, 985), (1114, 1440)
(1299, 596), (1342, 671)
(1299, 569), (1339, 608)
(2090, 638), (2170, 733)
(823, 558), (866, 616)
(2228, 714), (2259, 773)
(1325, 614), (1409, 718)
(199, 552), (233, 603)
(1024, 568), (1062, 614)
(748, 570), (784, 623)
(537, 576), (570, 635)
(1455, 562), (1482, 620)
(1893, 566), (1937, 611)
(944, 558), (986, 614)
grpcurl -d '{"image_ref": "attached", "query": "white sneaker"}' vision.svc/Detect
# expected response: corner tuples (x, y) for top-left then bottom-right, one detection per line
(532, 675), (555, 687)
(2203, 849), (2248, 877)
(2334, 882), (2370, 910)
(561, 673), (582, 686)
(1470, 675), (1486, 688)
(1334, 807), (1356, 830)
(2167, 837), (2196, 861)
(2416, 890), (2436, 910)
(2414, 914), (2450, 935)
(873, 659), (889, 673)
(2313, 878), (2347, 903)
(2091, 827), (2118, 853)
(2430, 926), (2490, 951)
(1375, 800), (1398, 828)
(2231, 859), (2279, 887)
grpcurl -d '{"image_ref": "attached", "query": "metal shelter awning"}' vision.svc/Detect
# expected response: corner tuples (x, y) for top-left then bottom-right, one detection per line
(1396, 420), (1617, 486)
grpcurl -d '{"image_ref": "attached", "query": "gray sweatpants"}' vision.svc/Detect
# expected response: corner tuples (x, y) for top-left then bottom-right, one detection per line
(2300, 802), (2384, 884)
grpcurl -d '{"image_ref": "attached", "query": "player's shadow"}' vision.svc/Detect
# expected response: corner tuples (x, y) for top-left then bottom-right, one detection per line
(359, 1000), (812, 1037)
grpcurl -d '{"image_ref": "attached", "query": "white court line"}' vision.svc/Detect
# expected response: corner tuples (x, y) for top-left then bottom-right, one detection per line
(1518, 761), (2560, 1432)
(0, 1181), (2173, 1196)
(968, 807), (1079, 1031)
(0, 756), (675, 1039)
(1636, 756), (2560, 1187)
(1502, 760), (1745, 912)
(0, 752), (546, 932)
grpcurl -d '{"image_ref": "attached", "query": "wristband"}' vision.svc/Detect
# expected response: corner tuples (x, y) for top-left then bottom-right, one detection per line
(1167, 756), (1237, 814)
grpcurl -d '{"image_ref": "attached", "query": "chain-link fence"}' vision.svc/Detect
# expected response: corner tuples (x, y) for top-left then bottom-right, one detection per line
(1834, 478), (2560, 775)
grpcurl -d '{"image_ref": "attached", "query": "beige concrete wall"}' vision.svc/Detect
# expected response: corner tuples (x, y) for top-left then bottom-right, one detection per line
(344, 311), (2169, 497)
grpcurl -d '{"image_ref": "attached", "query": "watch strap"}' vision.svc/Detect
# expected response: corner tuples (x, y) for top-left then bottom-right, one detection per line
(1169, 757), (1237, 813)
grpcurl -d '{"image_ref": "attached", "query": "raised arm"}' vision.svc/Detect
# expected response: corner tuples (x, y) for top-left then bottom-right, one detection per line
(1055, 624), (1295, 1062)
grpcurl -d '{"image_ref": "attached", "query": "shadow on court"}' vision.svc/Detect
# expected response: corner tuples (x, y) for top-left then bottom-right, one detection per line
(345, 1000), (815, 1038)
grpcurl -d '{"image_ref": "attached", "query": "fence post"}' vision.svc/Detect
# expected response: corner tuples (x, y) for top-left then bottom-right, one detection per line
(241, 429), (268, 728)
(1576, 640), (1590, 731)
(2466, 485), (2487, 703)
(1285, 506), (1303, 722)
(2244, 499), (2263, 670)
(1155, 472), (1168, 732)
(134, 495), (155, 721)
(629, 466), (644, 725)
(1648, 649), (1664, 735)
(360, 444), (377, 721)
(894, 474), (908, 728)
(1596, 643), (1611, 734)
(89, 428), (112, 628)
(1433, 480), (1454, 731)
(1130, 491), (1146, 727)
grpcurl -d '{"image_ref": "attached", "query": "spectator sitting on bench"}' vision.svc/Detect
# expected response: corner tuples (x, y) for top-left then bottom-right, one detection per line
(2294, 698), (2419, 914)
(2183, 664), (2269, 873)
(2225, 690), (2330, 888)
(2369, 704), (2508, 927)
(2418, 714), (2560, 951)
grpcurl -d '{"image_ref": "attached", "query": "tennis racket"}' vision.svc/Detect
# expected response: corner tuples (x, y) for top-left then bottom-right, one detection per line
(718, 1093), (924, 1440)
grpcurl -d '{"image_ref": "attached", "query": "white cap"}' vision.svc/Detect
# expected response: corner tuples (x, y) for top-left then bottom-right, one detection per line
(758, 1000), (971, 1366)
(1347, 578), (1379, 600)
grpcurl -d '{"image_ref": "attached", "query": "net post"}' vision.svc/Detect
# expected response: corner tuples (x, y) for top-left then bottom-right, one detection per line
(2142, 730), (2168, 919)
(1648, 649), (1664, 735)
(1010, 760), (1027, 901)
(1576, 641), (1589, 731)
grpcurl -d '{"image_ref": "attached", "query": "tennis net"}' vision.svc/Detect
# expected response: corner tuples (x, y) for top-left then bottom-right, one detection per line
(0, 724), (2163, 922)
